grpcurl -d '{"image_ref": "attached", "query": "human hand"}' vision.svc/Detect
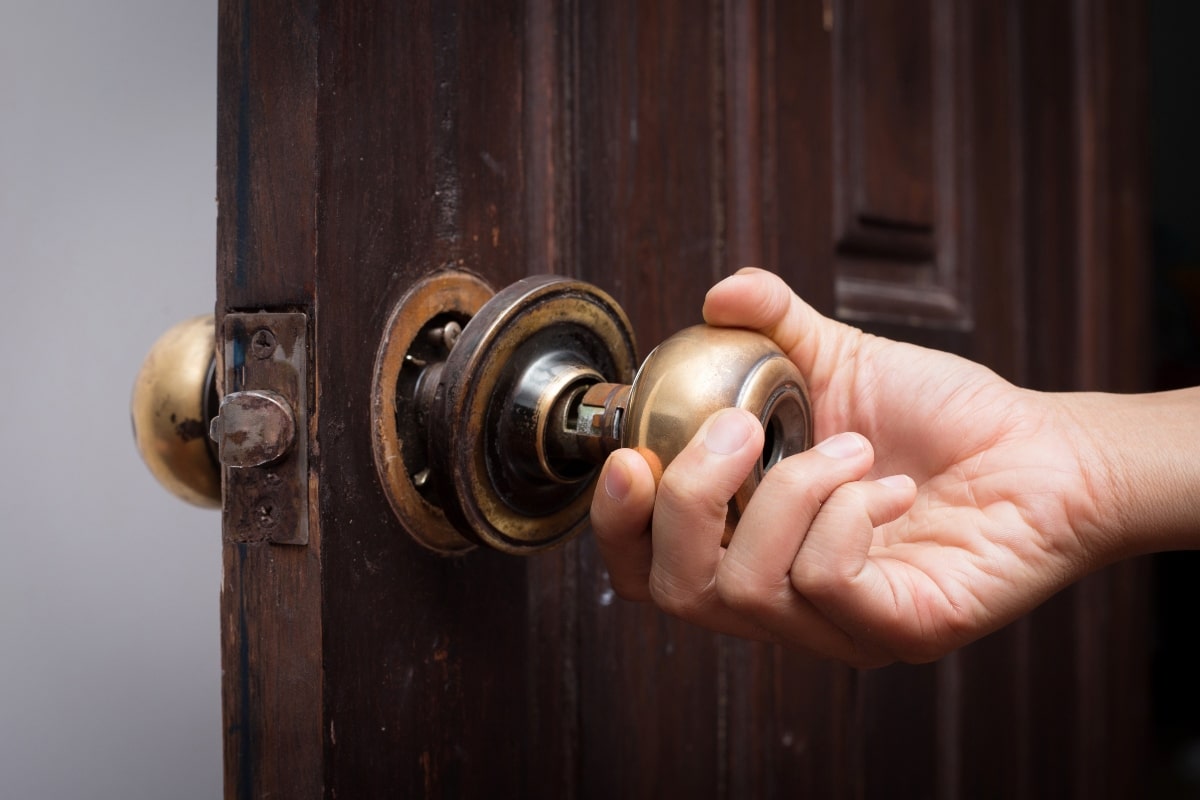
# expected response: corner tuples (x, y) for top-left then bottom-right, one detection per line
(590, 268), (1115, 667)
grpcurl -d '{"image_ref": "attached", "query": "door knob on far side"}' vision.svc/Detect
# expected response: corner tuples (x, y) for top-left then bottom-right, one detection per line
(132, 313), (308, 543)
(131, 316), (222, 508)
(373, 272), (814, 556)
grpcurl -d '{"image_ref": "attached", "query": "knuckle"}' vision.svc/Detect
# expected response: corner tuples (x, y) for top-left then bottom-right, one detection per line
(648, 568), (707, 620)
(757, 456), (813, 494)
(748, 279), (791, 328)
(819, 482), (873, 519)
(714, 558), (776, 616)
(759, 455), (858, 512)
(789, 556), (844, 597)
(655, 471), (728, 521)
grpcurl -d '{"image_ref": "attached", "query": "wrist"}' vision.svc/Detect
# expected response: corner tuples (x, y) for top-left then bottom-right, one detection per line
(1055, 388), (1200, 562)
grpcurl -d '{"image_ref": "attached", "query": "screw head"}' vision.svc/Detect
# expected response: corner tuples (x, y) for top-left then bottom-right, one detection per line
(251, 329), (277, 360)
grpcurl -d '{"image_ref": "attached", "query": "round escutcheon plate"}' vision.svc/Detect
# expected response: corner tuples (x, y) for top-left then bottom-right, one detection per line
(371, 270), (495, 555)
(430, 275), (637, 554)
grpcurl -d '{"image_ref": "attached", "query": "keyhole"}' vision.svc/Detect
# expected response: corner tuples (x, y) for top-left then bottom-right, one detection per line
(762, 413), (784, 471)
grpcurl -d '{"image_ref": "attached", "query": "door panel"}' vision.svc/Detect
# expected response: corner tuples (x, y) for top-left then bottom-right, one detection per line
(833, 0), (969, 327)
(216, 1), (1149, 797)
(836, 0), (938, 248)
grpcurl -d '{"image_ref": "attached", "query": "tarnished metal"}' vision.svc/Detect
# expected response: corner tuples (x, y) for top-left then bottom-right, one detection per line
(372, 274), (811, 556)
(221, 312), (309, 545)
(506, 355), (605, 484)
(209, 390), (297, 468)
(621, 325), (813, 544)
(536, 325), (812, 545)
(371, 271), (495, 555)
(131, 315), (221, 508)
(429, 276), (638, 554)
(545, 381), (630, 465)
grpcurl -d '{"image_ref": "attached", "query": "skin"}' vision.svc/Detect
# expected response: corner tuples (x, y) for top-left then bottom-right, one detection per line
(590, 268), (1200, 668)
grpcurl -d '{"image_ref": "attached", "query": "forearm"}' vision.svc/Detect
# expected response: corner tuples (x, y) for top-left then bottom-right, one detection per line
(1064, 387), (1200, 560)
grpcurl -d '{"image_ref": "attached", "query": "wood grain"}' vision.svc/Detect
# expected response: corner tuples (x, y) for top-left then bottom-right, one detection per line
(216, 0), (1150, 796)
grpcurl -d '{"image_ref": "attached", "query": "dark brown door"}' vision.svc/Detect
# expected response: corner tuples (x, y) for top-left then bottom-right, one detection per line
(216, 1), (1149, 797)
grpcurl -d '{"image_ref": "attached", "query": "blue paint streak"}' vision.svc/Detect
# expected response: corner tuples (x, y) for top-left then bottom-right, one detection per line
(231, 335), (246, 378)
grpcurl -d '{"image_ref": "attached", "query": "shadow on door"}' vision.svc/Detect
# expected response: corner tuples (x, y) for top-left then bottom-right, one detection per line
(1149, 1), (1200, 795)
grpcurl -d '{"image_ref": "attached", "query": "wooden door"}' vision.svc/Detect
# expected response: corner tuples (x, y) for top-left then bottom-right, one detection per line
(216, 1), (1149, 797)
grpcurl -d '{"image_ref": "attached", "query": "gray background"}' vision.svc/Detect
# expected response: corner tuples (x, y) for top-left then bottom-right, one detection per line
(1, 2), (222, 797)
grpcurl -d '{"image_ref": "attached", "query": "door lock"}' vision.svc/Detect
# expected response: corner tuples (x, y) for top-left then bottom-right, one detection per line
(131, 312), (310, 543)
(132, 272), (812, 555)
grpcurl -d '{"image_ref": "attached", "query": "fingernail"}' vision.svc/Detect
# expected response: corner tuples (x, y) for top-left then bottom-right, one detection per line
(877, 474), (915, 489)
(814, 432), (865, 459)
(705, 409), (755, 455)
(604, 458), (631, 501)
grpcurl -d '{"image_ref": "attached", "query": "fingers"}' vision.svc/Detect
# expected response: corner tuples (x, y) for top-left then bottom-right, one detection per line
(646, 409), (771, 639)
(722, 432), (874, 578)
(714, 433), (904, 664)
(591, 407), (925, 663)
(790, 473), (917, 594)
(701, 268), (837, 378)
(789, 472), (922, 657)
(702, 268), (794, 329)
(591, 449), (657, 601)
(592, 409), (768, 640)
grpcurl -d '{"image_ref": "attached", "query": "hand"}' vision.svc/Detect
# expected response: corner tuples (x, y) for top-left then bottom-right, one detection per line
(590, 268), (1116, 667)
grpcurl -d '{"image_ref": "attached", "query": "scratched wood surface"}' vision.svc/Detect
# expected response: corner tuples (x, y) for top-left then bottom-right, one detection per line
(216, 1), (1149, 797)
(215, 1), (322, 798)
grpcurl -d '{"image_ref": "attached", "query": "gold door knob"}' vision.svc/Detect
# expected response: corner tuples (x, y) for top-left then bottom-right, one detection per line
(131, 316), (222, 508)
(373, 272), (813, 555)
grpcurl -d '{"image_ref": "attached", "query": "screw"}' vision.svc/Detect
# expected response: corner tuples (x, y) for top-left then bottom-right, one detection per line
(255, 502), (277, 528)
(251, 329), (277, 360)
(427, 321), (462, 352)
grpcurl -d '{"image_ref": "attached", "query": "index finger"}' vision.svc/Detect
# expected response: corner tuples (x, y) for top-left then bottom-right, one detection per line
(648, 409), (763, 619)
(590, 449), (657, 601)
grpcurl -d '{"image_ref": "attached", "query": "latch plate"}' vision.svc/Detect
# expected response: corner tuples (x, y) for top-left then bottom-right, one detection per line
(220, 312), (309, 545)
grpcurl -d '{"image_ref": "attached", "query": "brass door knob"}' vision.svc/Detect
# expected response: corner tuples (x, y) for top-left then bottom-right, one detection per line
(373, 272), (813, 555)
(132, 314), (308, 528)
(131, 316), (222, 508)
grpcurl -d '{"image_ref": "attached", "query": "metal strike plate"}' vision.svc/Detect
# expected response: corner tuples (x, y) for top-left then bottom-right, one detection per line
(220, 312), (309, 545)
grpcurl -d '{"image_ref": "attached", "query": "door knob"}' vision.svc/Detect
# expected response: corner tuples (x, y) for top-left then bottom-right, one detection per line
(373, 272), (813, 555)
(133, 311), (310, 541)
(131, 316), (222, 508)
(132, 273), (813, 555)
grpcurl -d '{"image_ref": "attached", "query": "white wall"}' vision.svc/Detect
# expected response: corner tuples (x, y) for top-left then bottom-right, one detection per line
(0, 3), (222, 797)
